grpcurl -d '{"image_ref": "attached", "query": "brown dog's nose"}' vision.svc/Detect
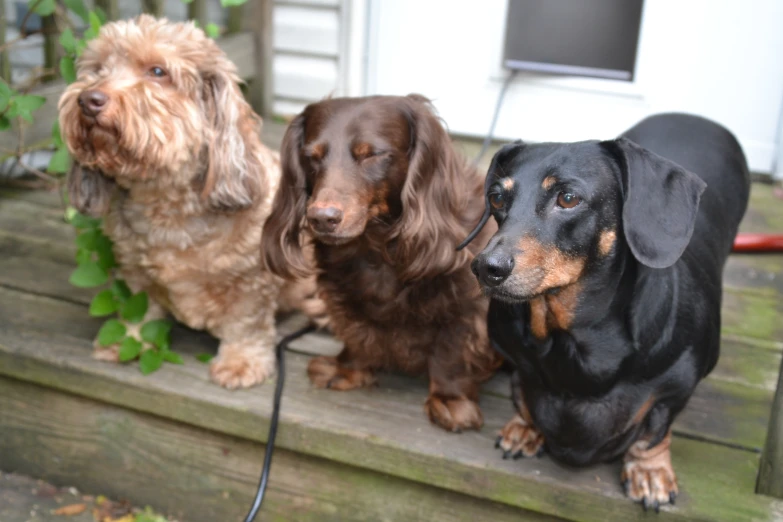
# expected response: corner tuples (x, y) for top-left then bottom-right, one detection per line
(78, 90), (108, 117)
(307, 205), (344, 233)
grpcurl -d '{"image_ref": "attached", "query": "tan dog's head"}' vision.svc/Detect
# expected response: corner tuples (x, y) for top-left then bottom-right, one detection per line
(58, 15), (263, 215)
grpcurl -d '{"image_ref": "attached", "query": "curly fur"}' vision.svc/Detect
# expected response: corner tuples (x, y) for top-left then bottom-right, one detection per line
(58, 15), (324, 388)
(261, 95), (503, 431)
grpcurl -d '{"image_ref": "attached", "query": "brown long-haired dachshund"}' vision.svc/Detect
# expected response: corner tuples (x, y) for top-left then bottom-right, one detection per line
(262, 94), (503, 431)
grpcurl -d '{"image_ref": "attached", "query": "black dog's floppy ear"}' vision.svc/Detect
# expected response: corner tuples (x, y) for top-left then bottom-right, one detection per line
(457, 140), (525, 251)
(604, 137), (706, 269)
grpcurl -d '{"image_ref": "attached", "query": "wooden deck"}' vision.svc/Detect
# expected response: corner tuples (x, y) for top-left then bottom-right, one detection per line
(1, 139), (782, 521)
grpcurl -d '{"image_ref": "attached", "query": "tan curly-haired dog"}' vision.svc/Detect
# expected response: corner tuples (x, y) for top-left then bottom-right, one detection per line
(58, 15), (325, 389)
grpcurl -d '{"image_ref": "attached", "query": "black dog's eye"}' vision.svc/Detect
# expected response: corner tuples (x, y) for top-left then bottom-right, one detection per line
(557, 192), (581, 209)
(489, 192), (505, 210)
(148, 66), (168, 78)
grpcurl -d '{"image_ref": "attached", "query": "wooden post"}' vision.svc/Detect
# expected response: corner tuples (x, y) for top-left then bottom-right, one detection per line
(0, 0), (10, 83)
(243, 0), (274, 119)
(188, 0), (208, 28)
(94, 0), (119, 22)
(226, 6), (243, 35)
(141, 0), (164, 18)
(41, 14), (58, 82)
(758, 359), (783, 498)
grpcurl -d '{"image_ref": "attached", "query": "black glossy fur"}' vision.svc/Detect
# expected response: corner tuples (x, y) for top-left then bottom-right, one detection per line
(468, 114), (749, 474)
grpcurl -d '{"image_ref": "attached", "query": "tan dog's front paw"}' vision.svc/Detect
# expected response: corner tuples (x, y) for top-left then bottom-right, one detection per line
(307, 356), (376, 390)
(210, 350), (276, 389)
(92, 338), (121, 362)
(424, 394), (483, 432)
(621, 432), (678, 512)
(495, 414), (545, 459)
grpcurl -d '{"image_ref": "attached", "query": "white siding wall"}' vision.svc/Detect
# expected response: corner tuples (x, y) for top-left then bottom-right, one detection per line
(273, 0), (344, 117)
(365, 0), (783, 174)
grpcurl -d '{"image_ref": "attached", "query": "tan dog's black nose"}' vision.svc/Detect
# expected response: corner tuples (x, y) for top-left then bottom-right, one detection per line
(78, 90), (108, 117)
(307, 205), (344, 234)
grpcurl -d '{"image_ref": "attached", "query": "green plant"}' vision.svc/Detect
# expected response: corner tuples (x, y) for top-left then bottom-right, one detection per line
(0, 0), (248, 374)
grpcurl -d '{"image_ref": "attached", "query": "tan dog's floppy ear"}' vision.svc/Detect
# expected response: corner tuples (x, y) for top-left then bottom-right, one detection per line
(602, 138), (706, 269)
(67, 163), (115, 217)
(394, 94), (471, 280)
(200, 61), (264, 212)
(261, 112), (312, 280)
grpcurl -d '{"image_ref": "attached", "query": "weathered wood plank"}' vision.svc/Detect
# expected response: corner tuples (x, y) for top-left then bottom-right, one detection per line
(0, 32), (257, 152)
(243, 0), (274, 118)
(1, 287), (782, 522)
(758, 356), (783, 498)
(0, 378), (557, 522)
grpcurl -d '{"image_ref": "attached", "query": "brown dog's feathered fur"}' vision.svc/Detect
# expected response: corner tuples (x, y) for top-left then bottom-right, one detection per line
(262, 94), (502, 431)
(58, 15), (325, 388)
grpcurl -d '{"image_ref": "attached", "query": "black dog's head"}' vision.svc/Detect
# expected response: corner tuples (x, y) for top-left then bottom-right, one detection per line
(463, 138), (706, 303)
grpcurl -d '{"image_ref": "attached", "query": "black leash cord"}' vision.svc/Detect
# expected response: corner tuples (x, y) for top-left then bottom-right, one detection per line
(242, 324), (316, 522)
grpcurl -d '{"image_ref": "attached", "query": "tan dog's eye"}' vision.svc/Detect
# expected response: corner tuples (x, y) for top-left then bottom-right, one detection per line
(148, 66), (168, 78)
(489, 193), (505, 210)
(557, 192), (581, 209)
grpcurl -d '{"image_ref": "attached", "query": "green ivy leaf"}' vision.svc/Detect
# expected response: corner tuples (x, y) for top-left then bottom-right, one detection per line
(121, 292), (148, 323)
(48, 145), (71, 174)
(75, 247), (92, 264)
(97, 318), (126, 346)
(205, 23), (221, 39)
(140, 319), (171, 347)
(75, 228), (99, 250)
(118, 337), (143, 362)
(51, 120), (63, 147)
(63, 0), (89, 23)
(30, 0), (56, 16)
(59, 28), (78, 55)
(9, 94), (47, 122)
(60, 56), (76, 83)
(69, 261), (108, 287)
(68, 210), (101, 229)
(89, 289), (117, 316)
(0, 116), (10, 131)
(93, 6), (107, 24)
(110, 279), (132, 302)
(87, 10), (102, 37)
(94, 233), (116, 271)
(220, 0), (248, 6)
(162, 351), (184, 365)
(195, 353), (214, 363)
(139, 348), (164, 375)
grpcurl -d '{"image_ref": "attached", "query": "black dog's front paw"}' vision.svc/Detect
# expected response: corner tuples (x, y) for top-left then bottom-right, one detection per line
(495, 414), (545, 459)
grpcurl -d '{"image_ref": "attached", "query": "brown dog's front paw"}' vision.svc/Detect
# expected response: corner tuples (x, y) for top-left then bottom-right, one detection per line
(495, 414), (545, 459)
(621, 434), (678, 512)
(424, 395), (483, 432)
(210, 350), (275, 389)
(307, 356), (376, 390)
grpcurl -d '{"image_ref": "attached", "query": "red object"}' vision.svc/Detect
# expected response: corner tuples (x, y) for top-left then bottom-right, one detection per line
(732, 234), (783, 253)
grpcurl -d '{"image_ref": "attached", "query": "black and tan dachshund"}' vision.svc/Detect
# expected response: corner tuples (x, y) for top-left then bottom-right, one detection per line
(462, 113), (750, 511)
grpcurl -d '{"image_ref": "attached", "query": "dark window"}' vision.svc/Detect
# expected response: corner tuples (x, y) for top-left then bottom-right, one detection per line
(503, 0), (645, 81)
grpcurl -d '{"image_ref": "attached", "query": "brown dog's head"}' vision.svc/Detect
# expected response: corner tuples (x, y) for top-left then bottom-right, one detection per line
(58, 15), (264, 215)
(262, 94), (478, 280)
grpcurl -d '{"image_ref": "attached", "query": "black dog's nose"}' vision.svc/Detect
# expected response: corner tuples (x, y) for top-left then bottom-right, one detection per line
(472, 253), (514, 287)
(78, 90), (108, 117)
(307, 205), (344, 233)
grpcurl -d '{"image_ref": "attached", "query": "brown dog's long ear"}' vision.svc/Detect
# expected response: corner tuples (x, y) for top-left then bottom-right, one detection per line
(261, 112), (311, 280)
(393, 94), (473, 280)
(67, 163), (115, 217)
(602, 137), (706, 269)
(200, 59), (264, 212)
